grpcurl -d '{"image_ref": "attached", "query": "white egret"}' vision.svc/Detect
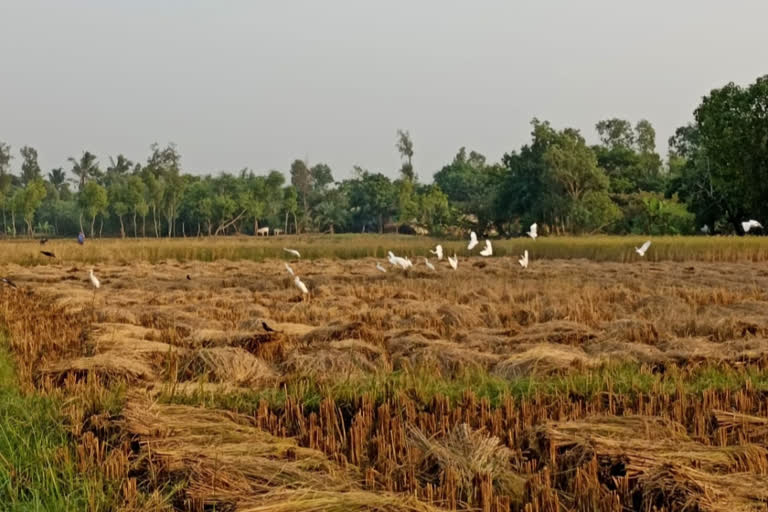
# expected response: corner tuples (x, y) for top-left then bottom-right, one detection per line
(423, 258), (435, 271)
(387, 251), (411, 270)
(527, 223), (538, 240)
(467, 231), (478, 250)
(479, 239), (492, 257)
(376, 262), (387, 273)
(519, 250), (529, 269)
(635, 240), (651, 257)
(448, 254), (458, 270)
(89, 269), (101, 289)
(742, 220), (763, 233)
(285, 263), (295, 276)
(701, 225), (710, 234)
(294, 276), (309, 295)
(430, 244), (444, 260)
(283, 248), (301, 258)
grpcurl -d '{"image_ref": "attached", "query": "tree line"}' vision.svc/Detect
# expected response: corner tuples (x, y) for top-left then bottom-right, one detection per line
(1, 75), (766, 239)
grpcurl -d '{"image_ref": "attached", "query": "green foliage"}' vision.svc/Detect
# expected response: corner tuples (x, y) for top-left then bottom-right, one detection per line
(19, 146), (42, 186)
(78, 181), (108, 237)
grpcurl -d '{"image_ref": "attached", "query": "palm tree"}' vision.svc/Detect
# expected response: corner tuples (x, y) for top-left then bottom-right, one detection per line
(48, 168), (67, 190)
(105, 155), (133, 187)
(68, 151), (100, 191)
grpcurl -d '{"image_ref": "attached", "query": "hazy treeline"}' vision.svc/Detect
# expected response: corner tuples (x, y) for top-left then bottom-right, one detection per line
(1, 75), (766, 239)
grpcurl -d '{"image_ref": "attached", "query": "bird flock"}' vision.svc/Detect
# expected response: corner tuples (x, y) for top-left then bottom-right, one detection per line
(2, 218), (767, 299)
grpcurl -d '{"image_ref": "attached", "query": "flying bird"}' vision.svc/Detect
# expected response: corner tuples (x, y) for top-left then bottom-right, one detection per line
(294, 275), (309, 295)
(283, 248), (301, 258)
(89, 268), (100, 289)
(448, 254), (458, 270)
(387, 251), (411, 270)
(40, 251), (55, 258)
(423, 258), (435, 271)
(527, 223), (538, 240)
(635, 240), (652, 257)
(430, 244), (443, 260)
(285, 262), (295, 276)
(479, 239), (492, 257)
(467, 231), (479, 250)
(375, 262), (387, 273)
(519, 250), (529, 269)
(39, 238), (48, 245)
(742, 220), (763, 233)
(1, 277), (17, 289)
(262, 321), (279, 333)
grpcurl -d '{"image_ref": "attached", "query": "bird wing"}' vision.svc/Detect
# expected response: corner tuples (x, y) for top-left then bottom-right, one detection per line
(285, 263), (294, 276)
(470, 231), (477, 243)
(530, 223), (537, 235)
(742, 221), (751, 232)
(640, 241), (651, 253)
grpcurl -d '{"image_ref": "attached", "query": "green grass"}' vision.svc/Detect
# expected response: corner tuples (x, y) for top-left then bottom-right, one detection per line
(0, 335), (121, 511)
(160, 363), (768, 416)
(4, 234), (768, 265)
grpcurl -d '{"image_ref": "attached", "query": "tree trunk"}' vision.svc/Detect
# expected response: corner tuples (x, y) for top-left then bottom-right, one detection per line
(378, 214), (383, 234)
(10, 210), (15, 236)
(118, 216), (125, 238)
(99, 217), (104, 238)
(254, 218), (258, 235)
(90, 215), (96, 238)
(133, 213), (138, 238)
(293, 212), (298, 235)
(182, 222), (186, 238)
(2, 208), (6, 236)
(79, 212), (84, 233)
(152, 205), (159, 238)
(285, 212), (288, 234)
(197, 223), (201, 237)
(142, 215), (146, 238)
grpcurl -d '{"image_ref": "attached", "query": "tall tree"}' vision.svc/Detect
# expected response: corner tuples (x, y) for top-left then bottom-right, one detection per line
(78, 181), (108, 237)
(289, 159), (312, 231)
(17, 179), (47, 235)
(0, 142), (12, 235)
(396, 129), (416, 181)
(19, 146), (42, 185)
(68, 151), (100, 191)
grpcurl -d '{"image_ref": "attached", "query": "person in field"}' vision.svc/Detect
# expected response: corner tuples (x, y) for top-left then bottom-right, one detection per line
(77, 231), (85, 245)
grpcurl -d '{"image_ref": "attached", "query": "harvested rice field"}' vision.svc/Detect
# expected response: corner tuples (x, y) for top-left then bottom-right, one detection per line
(5, 244), (768, 511)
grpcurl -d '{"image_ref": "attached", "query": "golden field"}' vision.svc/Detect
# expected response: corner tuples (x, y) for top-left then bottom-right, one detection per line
(4, 236), (768, 511)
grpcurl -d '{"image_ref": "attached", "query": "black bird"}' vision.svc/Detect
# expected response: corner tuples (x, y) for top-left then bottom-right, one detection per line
(40, 251), (56, 258)
(39, 238), (48, 245)
(262, 321), (279, 333)
(186, 274), (191, 280)
(1, 277), (17, 289)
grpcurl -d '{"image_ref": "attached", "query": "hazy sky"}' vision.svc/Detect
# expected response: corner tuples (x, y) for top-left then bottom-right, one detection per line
(1, 1), (767, 181)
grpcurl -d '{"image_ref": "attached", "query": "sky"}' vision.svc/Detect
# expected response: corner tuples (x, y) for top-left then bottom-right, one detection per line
(1, 0), (767, 181)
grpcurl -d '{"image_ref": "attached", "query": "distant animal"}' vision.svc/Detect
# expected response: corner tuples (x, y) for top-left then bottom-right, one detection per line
(41, 251), (55, 258)
(423, 258), (435, 271)
(273, 228), (284, 236)
(39, 238), (48, 245)
(467, 231), (479, 250)
(448, 254), (458, 270)
(1, 277), (17, 289)
(700, 225), (710, 235)
(635, 240), (652, 257)
(387, 251), (411, 270)
(186, 274), (191, 280)
(262, 321), (279, 333)
(527, 223), (538, 240)
(283, 248), (301, 258)
(89, 268), (100, 289)
(256, 227), (269, 236)
(430, 244), (443, 260)
(375, 262), (387, 273)
(519, 250), (529, 269)
(742, 220), (763, 233)
(473, 261), (487, 269)
(285, 263), (295, 276)
(479, 239), (492, 257)
(294, 275), (309, 295)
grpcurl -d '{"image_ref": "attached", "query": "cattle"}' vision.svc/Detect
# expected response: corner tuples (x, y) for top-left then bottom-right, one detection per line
(256, 227), (269, 236)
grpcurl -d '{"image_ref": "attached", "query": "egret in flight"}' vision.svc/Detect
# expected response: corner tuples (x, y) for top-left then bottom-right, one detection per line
(430, 244), (443, 260)
(519, 250), (529, 269)
(283, 248), (301, 258)
(742, 220), (763, 233)
(387, 251), (411, 270)
(635, 240), (651, 257)
(527, 223), (538, 240)
(448, 254), (458, 270)
(479, 239), (492, 257)
(285, 263), (295, 276)
(467, 231), (479, 250)
(423, 258), (435, 271)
